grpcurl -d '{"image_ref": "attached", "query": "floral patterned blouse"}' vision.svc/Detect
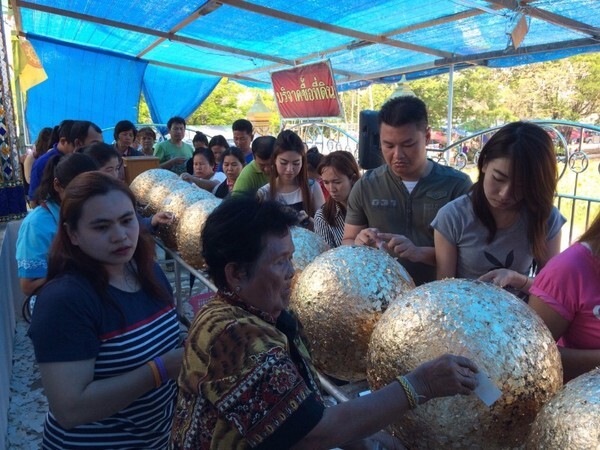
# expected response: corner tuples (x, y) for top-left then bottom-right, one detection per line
(170, 292), (324, 449)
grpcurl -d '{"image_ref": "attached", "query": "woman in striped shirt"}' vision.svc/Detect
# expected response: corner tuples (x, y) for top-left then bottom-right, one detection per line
(28, 172), (183, 449)
(314, 151), (361, 248)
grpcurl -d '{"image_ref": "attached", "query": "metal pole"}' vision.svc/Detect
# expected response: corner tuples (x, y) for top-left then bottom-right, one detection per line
(445, 64), (454, 163)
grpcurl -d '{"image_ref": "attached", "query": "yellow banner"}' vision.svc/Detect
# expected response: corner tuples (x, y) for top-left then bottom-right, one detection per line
(14, 38), (47, 93)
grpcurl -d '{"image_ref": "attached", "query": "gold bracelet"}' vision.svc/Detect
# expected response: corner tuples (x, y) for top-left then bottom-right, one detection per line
(147, 361), (161, 389)
(517, 274), (529, 291)
(396, 375), (418, 409)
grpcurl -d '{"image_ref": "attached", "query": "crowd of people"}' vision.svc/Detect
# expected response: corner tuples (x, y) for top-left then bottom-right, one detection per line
(13, 96), (598, 449)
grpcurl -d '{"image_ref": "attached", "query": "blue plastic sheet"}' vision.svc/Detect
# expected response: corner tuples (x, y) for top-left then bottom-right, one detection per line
(142, 65), (220, 126)
(26, 36), (147, 143)
(14, 0), (600, 141)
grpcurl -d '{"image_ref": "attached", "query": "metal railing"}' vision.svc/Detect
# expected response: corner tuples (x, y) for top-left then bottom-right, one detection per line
(443, 120), (600, 175)
(442, 120), (600, 247)
(283, 119), (600, 247)
(154, 238), (217, 321)
(285, 121), (359, 159)
(555, 193), (600, 245)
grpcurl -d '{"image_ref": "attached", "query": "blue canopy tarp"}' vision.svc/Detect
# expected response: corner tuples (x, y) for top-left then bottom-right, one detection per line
(11, 0), (600, 140)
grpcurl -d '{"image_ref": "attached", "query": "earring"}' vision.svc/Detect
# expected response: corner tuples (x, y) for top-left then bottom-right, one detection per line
(235, 286), (241, 293)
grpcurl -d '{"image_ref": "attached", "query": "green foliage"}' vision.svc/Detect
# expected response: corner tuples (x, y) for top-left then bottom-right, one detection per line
(139, 54), (600, 131)
(411, 76), (449, 128)
(187, 79), (248, 125)
(184, 79), (280, 132)
(507, 54), (600, 122)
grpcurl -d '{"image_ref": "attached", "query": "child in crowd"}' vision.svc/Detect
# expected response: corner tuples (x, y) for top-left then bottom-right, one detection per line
(193, 131), (209, 150)
(306, 146), (328, 201)
(208, 134), (230, 169)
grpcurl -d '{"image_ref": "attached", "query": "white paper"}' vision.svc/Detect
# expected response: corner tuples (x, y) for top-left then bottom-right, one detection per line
(473, 370), (502, 406)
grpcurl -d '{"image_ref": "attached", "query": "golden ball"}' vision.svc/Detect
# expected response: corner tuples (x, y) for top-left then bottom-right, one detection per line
(290, 245), (414, 381)
(130, 169), (178, 212)
(367, 278), (563, 448)
(159, 188), (215, 250)
(176, 198), (222, 269)
(146, 179), (192, 216)
(290, 226), (329, 272)
(526, 368), (600, 449)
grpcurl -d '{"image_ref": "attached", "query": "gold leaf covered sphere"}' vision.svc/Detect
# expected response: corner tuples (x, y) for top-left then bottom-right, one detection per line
(159, 188), (215, 250)
(130, 169), (178, 213)
(289, 226), (330, 272)
(146, 179), (192, 216)
(526, 368), (600, 449)
(176, 198), (222, 269)
(367, 278), (562, 449)
(290, 245), (414, 381)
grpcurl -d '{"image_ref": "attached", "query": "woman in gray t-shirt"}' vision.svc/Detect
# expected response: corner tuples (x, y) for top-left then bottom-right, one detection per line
(432, 122), (565, 297)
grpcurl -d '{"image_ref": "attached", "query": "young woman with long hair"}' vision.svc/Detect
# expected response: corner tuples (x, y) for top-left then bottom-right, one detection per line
(529, 210), (600, 382)
(313, 151), (360, 248)
(23, 127), (53, 186)
(16, 153), (98, 296)
(432, 121), (565, 296)
(256, 130), (325, 226)
(28, 172), (183, 448)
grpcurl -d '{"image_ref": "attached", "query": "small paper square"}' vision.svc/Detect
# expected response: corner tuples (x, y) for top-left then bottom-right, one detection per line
(474, 370), (502, 406)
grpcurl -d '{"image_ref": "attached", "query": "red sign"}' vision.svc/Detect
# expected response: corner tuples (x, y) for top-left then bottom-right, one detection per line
(271, 61), (341, 119)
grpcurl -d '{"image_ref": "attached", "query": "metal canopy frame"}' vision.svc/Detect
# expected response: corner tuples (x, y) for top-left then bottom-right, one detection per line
(8, 0), (600, 87)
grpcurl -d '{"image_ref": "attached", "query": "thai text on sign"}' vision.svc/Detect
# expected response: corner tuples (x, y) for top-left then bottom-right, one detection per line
(271, 61), (341, 119)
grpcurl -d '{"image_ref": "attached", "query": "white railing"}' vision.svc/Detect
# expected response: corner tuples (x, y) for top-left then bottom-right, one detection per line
(285, 121), (359, 159)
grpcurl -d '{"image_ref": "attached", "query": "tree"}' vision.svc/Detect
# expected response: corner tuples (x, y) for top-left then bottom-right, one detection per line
(507, 54), (600, 122)
(187, 79), (279, 132)
(187, 79), (248, 125)
(410, 76), (449, 128)
(452, 67), (515, 131)
(139, 54), (600, 131)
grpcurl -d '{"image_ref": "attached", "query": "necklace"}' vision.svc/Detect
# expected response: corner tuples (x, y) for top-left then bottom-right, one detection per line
(122, 263), (141, 292)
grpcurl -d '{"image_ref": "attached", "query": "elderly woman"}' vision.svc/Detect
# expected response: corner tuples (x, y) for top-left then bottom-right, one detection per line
(170, 197), (479, 450)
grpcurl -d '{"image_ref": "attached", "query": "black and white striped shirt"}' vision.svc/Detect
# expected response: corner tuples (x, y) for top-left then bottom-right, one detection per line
(314, 203), (346, 248)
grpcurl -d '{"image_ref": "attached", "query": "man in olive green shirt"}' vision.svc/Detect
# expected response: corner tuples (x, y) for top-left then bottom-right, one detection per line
(343, 97), (472, 285)
(232, 136), (275, 196)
